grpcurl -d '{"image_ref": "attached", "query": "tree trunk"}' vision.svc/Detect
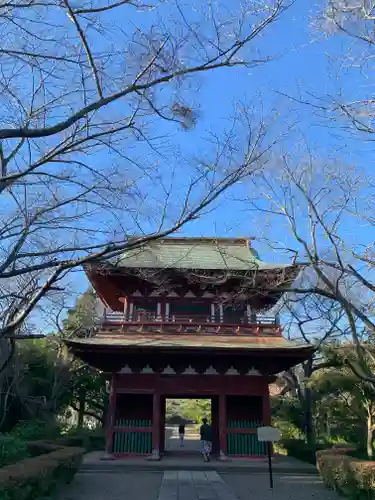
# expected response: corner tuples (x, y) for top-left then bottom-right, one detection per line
(302, 359), (315, 446)
(326, 410), (331, 440)
(78, 388), (86, 428)
(0, 338), (15, 378)
(304, 387), (314, 446)
(367, 413), (373, 458)
(101, 405), (107, 429)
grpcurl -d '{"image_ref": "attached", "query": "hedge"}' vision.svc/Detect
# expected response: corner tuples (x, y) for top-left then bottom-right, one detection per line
(0, 444), (84, 500)
(59, 435), (104, 451)
(55, 429), (105, 451)
(27, 440), (64, 457)
(0, 435), (30, 467)
(10, 420), (62, 442)
(316, 447), (375, 499)
(277, 438), (327, 465)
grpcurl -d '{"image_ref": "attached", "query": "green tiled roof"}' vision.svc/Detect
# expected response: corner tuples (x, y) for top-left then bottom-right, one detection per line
(114, 237), (294, 271)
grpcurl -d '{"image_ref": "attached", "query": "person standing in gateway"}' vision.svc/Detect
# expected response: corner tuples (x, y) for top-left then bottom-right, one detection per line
(200, 418), (212, 462)
(179, 422), (185, 447)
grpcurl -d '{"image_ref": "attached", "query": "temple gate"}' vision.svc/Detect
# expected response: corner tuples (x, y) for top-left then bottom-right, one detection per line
(66, 237), (313, 460)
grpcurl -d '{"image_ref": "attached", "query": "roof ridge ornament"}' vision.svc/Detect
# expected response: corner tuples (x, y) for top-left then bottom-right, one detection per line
(225, 366), (240, 376)
(119, 364), (132, 374)
(246, 367), (261, 376)
(140, 365), (154, 374)
(162, 365), (176, 375)
(182, 365), (197, 375)
(204, 365), (219, 375)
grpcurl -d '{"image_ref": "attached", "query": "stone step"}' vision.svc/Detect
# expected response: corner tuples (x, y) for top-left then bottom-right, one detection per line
(80, 461), (317, 475)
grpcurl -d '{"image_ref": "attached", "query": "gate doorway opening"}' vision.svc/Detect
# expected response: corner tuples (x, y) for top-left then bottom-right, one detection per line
(162, 397), (216, 456)
(112, 392), (267, 458)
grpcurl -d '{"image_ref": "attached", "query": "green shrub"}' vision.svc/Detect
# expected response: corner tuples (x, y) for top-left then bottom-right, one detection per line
(348, 449), (374, 461)
(279, 438), (327, 464)
(316, 448), (375, 499)
(0, 445), (84, 500)
(0, 435), (30, 467)
(273, 419), (305, 440)
(60, 427), (105, 451)
(327, 436), (350, 446)
(11, 420), (62, 442)
(26, 440), (63, 457)
(272, 421), (308, 458)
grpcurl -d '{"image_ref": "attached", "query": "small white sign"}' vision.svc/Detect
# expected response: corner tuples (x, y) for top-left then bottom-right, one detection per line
(257, 426), (281, 442)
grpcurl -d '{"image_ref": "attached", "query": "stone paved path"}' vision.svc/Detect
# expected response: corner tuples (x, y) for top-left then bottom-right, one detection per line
(59, 470), (341, 500)
(158, 471), (237, 500)
(164, 425), (201, 453)
(225, 473), (341, 500)
(59, 472), (162, 500)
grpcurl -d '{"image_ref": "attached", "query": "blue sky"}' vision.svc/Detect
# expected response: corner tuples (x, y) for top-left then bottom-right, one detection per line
(37, 0), (374, 329)
(143, 1), (371, 250)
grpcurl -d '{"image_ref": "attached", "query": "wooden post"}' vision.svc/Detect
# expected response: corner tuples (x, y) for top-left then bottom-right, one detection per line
(151, 392), (161, 460)
(246, 304), (251, 323)
(218, 393), (227, 459)
(156, 302), (162, 321)
(211, 396), (219, 455)
(160, 396), (166, 455)
(262, 384), (272, 457)
(105, 373), (116, 456)
(219, 303), (224, 323)
(123, 297), (128, 320)
(165, 302), (170, 321)
(210, 303), (215, 323)
(262, 382), (271, 425)
(128, 302), (134, 322)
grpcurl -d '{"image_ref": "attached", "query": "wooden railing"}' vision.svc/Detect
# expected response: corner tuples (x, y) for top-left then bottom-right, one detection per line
(98, 311), (281, 336)
(102, 310), (279, 326)
(112, 419), (152, 455)
(226, 420), (266, 456)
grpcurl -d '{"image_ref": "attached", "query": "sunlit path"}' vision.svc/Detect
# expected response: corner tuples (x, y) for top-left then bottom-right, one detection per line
(164, 424), (201, 453)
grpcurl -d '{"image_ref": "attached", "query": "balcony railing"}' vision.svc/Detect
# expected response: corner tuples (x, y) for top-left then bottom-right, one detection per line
(102, 309), (279, 324)
(97, 310), (281, 336)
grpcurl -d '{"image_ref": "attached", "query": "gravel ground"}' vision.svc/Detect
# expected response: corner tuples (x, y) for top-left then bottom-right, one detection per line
(223, 473), (341, 500)
(58, 472), (163, 500)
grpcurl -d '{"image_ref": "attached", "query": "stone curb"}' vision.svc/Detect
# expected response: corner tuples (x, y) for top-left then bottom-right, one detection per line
(80, 464), (318, 475)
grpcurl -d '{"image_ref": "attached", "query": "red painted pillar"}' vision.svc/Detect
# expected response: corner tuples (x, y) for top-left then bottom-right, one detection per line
(159, 396), (166, 455)
(262, 381), (273, 457)
(262, 381), (271, 425)
(105, 373), (116, 455)
(219, 393), (227, 459)
(151, 392), (161, 459)
(211, 396), (219, 454)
